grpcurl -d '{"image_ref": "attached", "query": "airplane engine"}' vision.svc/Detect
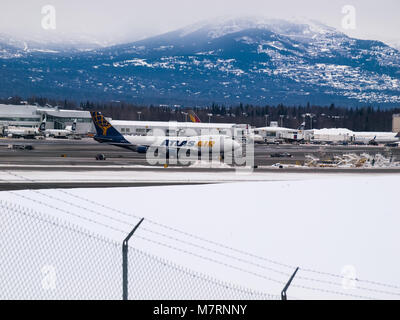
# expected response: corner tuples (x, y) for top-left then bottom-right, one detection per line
(136, 145), (149, 153)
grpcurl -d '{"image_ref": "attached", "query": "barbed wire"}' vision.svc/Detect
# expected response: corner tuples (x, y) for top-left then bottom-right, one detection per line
(13, 187), (400, 297)
(1, 200), (279, 300)
(3, 170), (400, 297)
(3, 191), (346, 299)
(135, 234), (377, 300)
(6, 195), (372, 299)
(49, 178), (400, 291)
(0, 200), (120, 248)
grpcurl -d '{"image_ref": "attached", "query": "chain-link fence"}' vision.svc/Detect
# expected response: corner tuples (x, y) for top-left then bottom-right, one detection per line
(0, 200), (278, 300)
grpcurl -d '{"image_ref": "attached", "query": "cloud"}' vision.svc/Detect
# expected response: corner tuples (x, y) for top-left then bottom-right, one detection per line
(0, 0), (398, 45)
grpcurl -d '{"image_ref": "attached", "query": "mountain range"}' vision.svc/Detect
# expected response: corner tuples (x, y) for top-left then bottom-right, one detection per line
(1, 17), (400, 107)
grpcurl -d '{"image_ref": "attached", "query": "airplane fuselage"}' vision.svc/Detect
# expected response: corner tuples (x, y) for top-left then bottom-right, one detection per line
(95, 134), (241, 153)
(353, 132), (399, 144)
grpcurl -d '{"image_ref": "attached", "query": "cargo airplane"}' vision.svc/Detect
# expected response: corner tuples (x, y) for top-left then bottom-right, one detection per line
(90, 111), (241, 157)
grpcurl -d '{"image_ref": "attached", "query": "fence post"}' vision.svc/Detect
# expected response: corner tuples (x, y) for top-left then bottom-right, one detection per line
(281, 267), (299, 300)
(122, 217), (144, 300)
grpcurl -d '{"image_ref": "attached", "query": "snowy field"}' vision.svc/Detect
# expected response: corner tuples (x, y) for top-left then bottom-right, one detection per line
(0, 167), (395, 185)
(1, 173), (400, 299)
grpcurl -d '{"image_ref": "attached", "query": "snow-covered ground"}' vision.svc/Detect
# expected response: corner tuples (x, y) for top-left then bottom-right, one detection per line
(0, 168), (395, 185)
(1, 173), (400, 299)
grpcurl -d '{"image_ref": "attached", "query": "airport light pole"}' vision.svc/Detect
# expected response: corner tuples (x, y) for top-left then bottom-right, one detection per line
(309, 114), (315, 130)
(137, 111), (142, 121)
(302, 113), (315, 130)
(182, 112), (188, 122)
(207, 113), (213, 123)
(265, 114), (269, 127)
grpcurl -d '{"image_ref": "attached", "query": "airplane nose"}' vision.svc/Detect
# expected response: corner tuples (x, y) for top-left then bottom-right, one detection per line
(232, 140), (241, 150)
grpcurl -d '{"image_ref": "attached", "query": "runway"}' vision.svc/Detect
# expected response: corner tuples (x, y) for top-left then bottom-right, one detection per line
(1, 137), (400, 190)
(1, 137), (400, 167)
(0, 181), (210, 191)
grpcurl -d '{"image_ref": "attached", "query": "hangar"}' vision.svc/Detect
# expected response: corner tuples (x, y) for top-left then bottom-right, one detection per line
(110, 119), (249, 137)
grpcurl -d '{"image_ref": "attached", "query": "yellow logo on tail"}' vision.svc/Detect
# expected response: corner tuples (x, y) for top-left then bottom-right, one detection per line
(189, 110), (201, 123)
(93, 112), (112, 136)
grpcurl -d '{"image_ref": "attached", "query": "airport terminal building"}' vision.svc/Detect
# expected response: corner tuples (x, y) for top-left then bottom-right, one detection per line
(110, 120), (249, 137)
(0, 104), (249, 137)
(0, 104), (93, 135)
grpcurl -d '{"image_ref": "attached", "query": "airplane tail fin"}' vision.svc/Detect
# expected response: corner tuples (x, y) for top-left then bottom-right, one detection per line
(90, 111), (127, 143)
(298, 121), (306, 130)
(71, 119), (77, 132)
(38, 114), (47, 132)
(39, 121), (46, 132)
(188, 110), (201, 123)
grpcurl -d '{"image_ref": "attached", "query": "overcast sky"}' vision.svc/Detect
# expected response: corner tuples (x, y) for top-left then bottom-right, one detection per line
(0, 0), (399, 44)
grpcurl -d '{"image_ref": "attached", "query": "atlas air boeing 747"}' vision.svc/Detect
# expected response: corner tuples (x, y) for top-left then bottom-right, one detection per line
(90, 112), (241, 157)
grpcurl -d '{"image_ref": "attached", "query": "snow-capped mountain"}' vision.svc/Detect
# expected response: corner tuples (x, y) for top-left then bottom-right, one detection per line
(386, 39), (400, 51)
(1, 17), (400, 106)
(0, 32), (115, 58)
(178, 16), (337, 40)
